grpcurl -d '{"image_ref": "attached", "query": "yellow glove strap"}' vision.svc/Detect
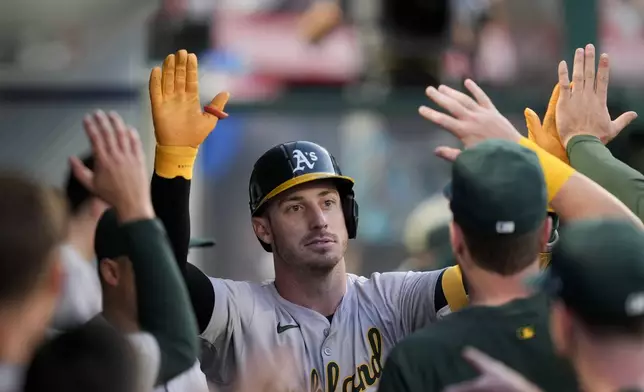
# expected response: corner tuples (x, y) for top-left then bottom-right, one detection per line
(518, 138), (575, 203)
(154, 145), (198, 180)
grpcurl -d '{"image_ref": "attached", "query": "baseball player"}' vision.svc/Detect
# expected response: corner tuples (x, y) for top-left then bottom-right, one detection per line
(148, 49), (474, 392)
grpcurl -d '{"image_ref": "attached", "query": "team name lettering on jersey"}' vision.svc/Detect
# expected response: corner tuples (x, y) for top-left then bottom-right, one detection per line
(309, 327), (383, 392)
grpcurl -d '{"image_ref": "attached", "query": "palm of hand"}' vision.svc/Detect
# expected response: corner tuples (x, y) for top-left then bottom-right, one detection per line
(152, 94), (215, 148)
(556, 96), (611, 146)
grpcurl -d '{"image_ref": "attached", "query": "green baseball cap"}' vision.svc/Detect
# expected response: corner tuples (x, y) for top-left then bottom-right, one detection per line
(532, 219), (644, 325)
(444, 139), (547, 235)
(95, 209), (215, 261)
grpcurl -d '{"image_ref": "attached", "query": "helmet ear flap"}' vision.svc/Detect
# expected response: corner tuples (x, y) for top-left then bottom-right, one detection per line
(342, 191), (359, 239)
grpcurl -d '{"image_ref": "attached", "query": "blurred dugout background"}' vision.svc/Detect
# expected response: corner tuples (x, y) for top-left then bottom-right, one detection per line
(1, 0), (644, 281)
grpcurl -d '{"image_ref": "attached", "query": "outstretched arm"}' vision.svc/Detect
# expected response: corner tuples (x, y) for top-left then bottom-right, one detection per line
(149, 49), (230, 333)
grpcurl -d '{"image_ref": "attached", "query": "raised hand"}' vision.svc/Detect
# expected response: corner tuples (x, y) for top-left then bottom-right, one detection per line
(70, 111), (153, 222)
(443, 347), (542, 392)
(419, 79), (522, 161)
(556, 44), (637, 146)
(525, 84), (569, 164)
(149, 49), (230, 148)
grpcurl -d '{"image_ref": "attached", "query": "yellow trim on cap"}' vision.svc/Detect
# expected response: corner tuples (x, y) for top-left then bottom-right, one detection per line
(443, 265), (469, 312)
(256, 173), (355, 212)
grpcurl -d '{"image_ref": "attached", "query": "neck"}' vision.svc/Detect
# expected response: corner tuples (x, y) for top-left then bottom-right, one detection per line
(464, 260), (539, 307)
(274, 259), (347, 316)
(101, 303), (140, 334)
(0, 301), (51, 365)
(67, 216), (97, 262)
(574, 337), (644, 392)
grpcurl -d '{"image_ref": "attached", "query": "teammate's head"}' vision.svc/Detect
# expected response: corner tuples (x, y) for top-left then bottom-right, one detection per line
(95, 208), (215, 329)
(533, 220), (644, 359)
(445, 140), (551, 276)
(95, 209), (138, 326)
(0, 172), (67, 359)
(24, 321), (137, 392)
(249, 141), (358, 273)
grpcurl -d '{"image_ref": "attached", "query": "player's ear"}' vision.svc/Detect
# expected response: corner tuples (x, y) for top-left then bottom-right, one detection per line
(449, 221), (465, 260)
(549, 300), (573, 356)
(99, 258), (121, 287)
(252, 216), (273, 247)
(541, 216), (553, 251)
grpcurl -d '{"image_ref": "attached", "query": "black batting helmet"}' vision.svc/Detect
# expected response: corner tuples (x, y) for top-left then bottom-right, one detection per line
(249, 141), (359, 252)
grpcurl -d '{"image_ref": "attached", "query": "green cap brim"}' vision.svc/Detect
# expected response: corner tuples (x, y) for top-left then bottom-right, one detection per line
(189, 238), (215, 248)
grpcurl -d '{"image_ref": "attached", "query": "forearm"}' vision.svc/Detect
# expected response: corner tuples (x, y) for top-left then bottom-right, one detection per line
(519, 138), (642, 228)
(151, 172), (215, 333)
(567, 135), (644, 221)
(121, 218), (198, 382)
(151, 173), (191, 273)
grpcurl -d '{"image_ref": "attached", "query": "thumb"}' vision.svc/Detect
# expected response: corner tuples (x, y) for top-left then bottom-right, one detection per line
(612, 111), (638, 134)
(435, 146), (462, 162)
(524, 108), (542, 140)
(204, 91), (231, 119)
(69, 156), (95, 193)
(461, 347), (502, 375)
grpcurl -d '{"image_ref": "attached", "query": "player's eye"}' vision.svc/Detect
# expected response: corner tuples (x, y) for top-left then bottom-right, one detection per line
(287, 204), (302, 212)
(323, 199), (337, 208)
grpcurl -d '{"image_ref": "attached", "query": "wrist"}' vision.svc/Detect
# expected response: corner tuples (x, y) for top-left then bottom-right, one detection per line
(115, 201), (155, 223)
(518, 138), (576, 203)
(154, 145), (198, 180)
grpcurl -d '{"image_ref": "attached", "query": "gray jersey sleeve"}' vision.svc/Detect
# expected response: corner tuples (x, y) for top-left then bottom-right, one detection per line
(200, 278), (257, 347)
(127, 332), (161, 392)
(368, 270), (445, 335)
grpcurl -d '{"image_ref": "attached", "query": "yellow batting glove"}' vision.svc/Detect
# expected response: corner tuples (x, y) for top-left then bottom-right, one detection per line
(149, 49), (231, 179)
(524, 84), (569, 165)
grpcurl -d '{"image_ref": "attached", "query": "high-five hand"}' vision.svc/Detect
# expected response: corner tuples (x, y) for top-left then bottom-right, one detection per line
(70, 111), (153, 222)
(556, 44), (637, 146)
(419, 80), (522, 161)
(149, 49), (231, 179)
(443, 347), (543, 392)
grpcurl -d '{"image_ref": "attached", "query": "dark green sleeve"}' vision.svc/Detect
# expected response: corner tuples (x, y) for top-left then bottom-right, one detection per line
(567, 135), (644, 221)
(121, 219), (198, 383)
(379, 350), (414, 392)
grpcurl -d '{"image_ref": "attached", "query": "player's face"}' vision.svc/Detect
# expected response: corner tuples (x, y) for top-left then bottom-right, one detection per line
(259, 180), (348, 272)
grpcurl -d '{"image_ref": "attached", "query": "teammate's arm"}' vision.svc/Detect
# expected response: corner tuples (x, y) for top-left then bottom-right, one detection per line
(149, 49), (229, 333)
(73, 111), (199, 384)
(566, 135), (644, 221)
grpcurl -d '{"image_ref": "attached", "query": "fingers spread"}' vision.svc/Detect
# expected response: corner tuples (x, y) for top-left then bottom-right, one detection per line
(174, 49), (188, 94)
(596, 53), (610, 106)
(69, 156), (94, 193)
(419, 105), (462, 136)
(83, 114), (107, 163)
(94, 110), (118, 156)
(149, 67), (163, 106)
(557, 61), (571, 99)
(571, 48), (584, 89)
(612, 111), (638, 135)
(437, 85), (478, 111)
(426, 86), (469, 118)
(162, 54), (176, 96)
(583, 44), (596, 93)
(109, 111), (130, 155)
(186, 53), (199, 95)
(434, 146), (462, 162)
(464, 79), (495, 110)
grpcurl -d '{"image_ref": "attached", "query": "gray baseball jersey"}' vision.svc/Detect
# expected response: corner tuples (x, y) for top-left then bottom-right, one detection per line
(199, 270), (446, 391)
